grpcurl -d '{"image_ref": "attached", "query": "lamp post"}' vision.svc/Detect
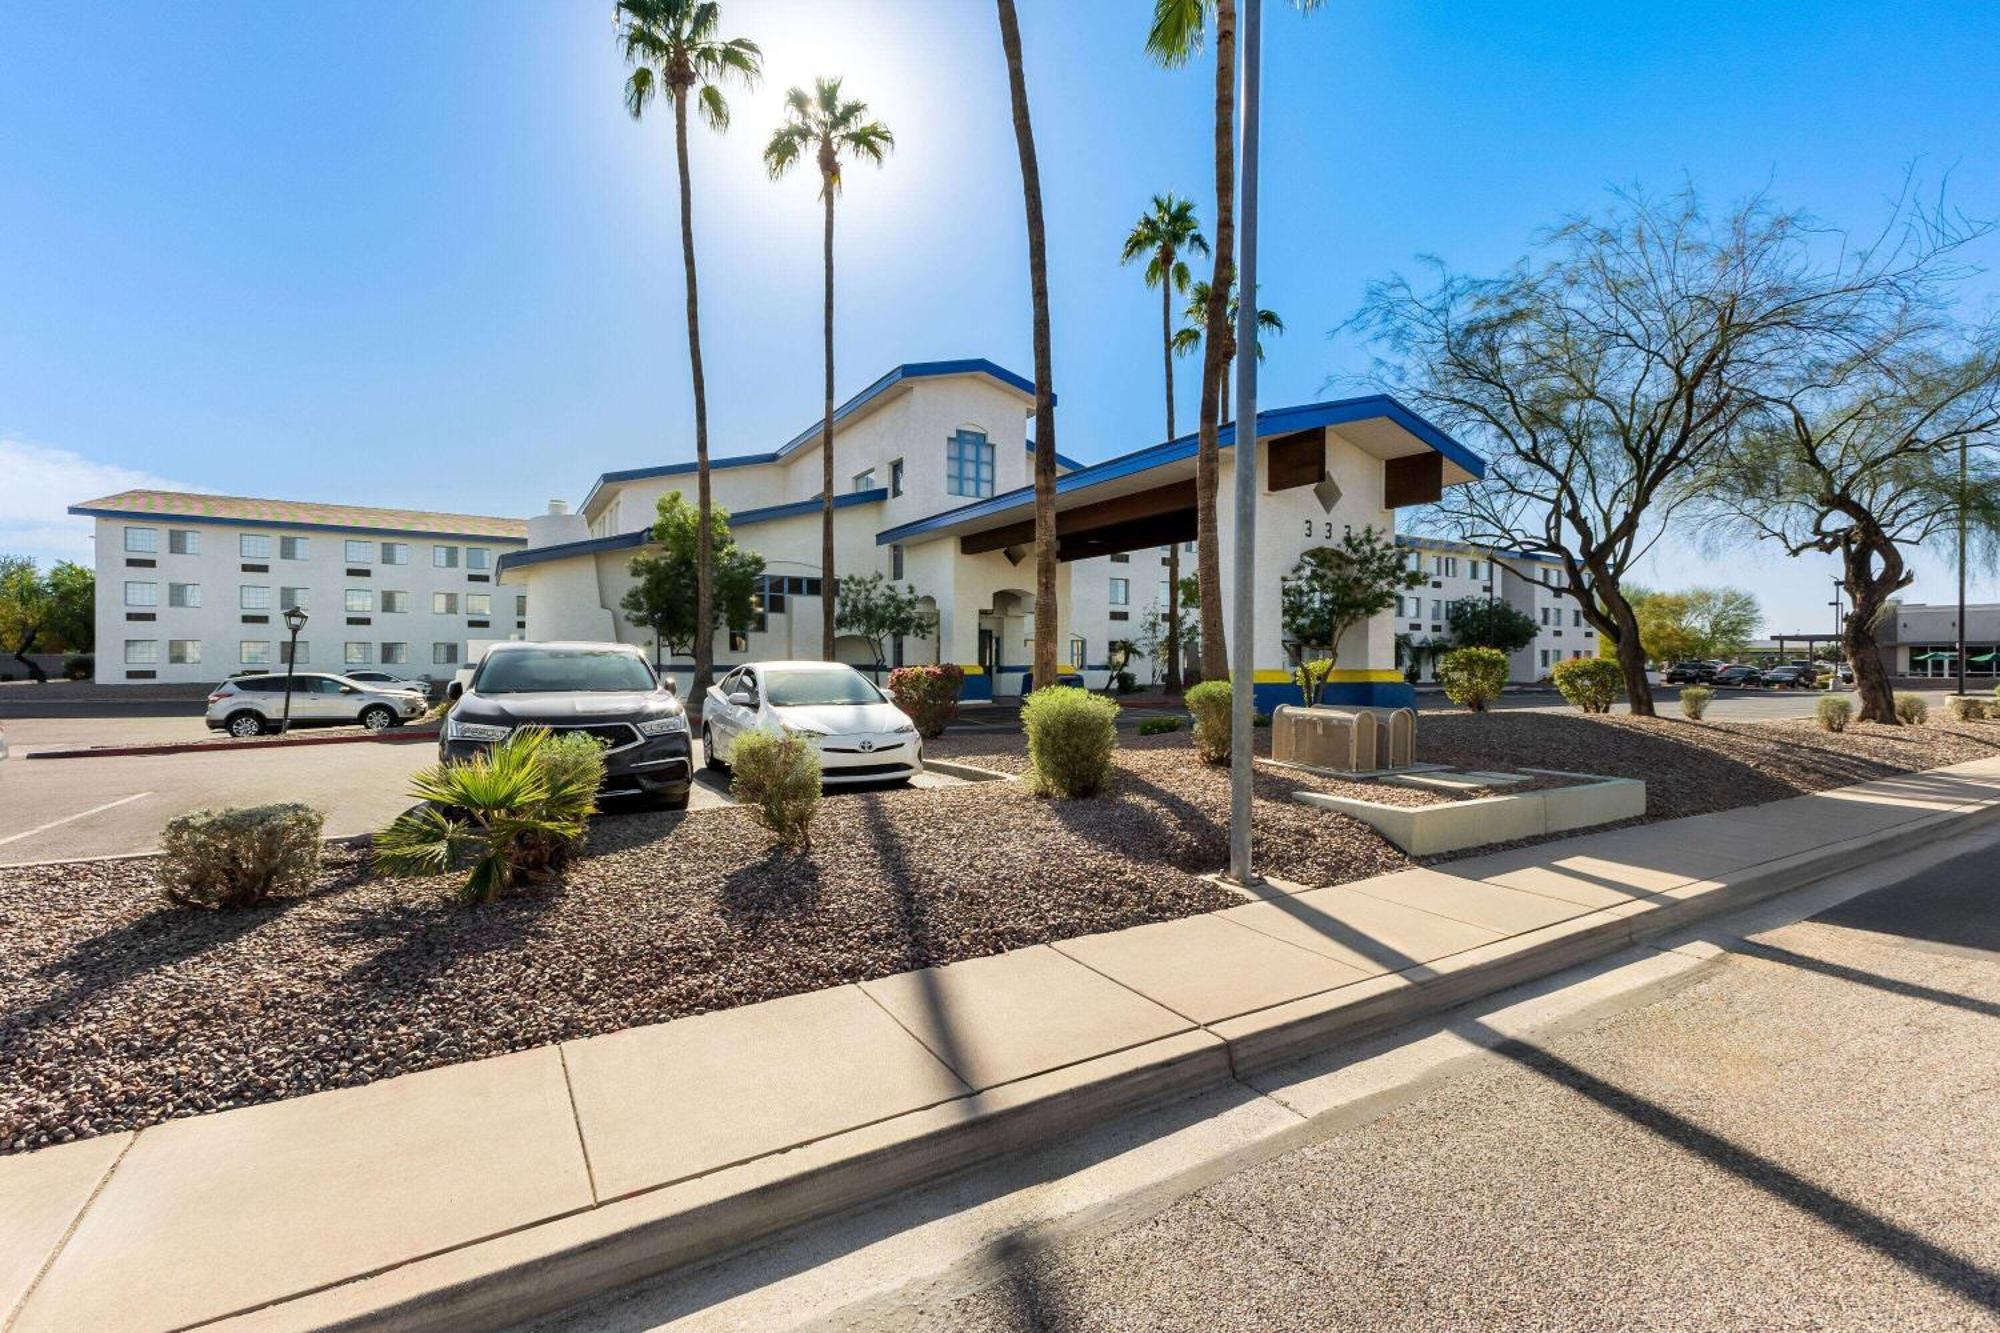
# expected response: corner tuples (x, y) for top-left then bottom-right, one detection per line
(1226, 0), (1264, 888)
(280, 605), (309, 735)
(1956, 435), (1968, 697)
(1828, 577), (1842, 693)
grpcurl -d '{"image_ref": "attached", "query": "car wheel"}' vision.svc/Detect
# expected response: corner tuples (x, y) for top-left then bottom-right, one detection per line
(359, 705), (396, 732)
(702, 724), (726, 772)
(655, 786), (691, 811)
(226, 712), (267, 738)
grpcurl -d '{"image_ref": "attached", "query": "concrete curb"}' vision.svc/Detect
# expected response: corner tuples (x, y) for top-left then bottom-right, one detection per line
(918, 758), (1015, 784)
(214, 780), (2000, 1332)
(24, 728), (440, 761)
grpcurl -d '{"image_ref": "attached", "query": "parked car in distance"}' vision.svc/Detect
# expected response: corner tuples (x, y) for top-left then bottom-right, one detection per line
(206, 673), (429, 737)
(1664, 661), (1715, 684)
(441, 641), (691, 808)
(343, 668), (432, 697)
(1711, 664), (1764, 688)
(1761, 665), (1815, 689)
(703, 660), (922, 785)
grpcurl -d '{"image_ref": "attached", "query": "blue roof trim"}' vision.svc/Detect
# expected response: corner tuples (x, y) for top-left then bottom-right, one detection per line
(1394, 533), (1558, 564)
(1027, 439), (1087, 471)
(495, 489), (890, 574)
(68, 505), (527, 546)
(874, 394), (1484, 547)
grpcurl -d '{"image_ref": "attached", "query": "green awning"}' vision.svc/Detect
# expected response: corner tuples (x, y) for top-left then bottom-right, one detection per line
(1971, 651), (1998, 664)
(1912, 651), (1957, 663)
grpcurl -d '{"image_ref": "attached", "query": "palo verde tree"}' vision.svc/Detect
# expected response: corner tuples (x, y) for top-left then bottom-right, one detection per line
(620, 493), (764, 663)
(1626, 586), (1763, 663)
(0, 557), (93, 682)
(1279, 526), (1423, 705)
(615, 0), (761, 704)
(1354, 184), (1971, 716)
(835, 572), (936, 679)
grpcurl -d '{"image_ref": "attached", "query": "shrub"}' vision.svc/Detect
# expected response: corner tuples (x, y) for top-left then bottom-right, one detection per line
(1678, 685), (1715, 720)
(1551, 657), (1623, 714)
(1437, 647), (1509, 712)
(1185, 679), (1233, 765)
(1292, 658), (1334, 706)
(729, 729), (823, 845)
(1817, 695), (1852, 733)
(887, 664), (964, 740)
(1252, 712), (1271, 728)
(1022, 685), (1118, 797)
(1893, 693), (1929, 725)
(160, 803), (324, 909)
(375, 726), (603, 904)
(1945, 695), (1993, 722)
(1137, 715), (1181, 736)
(63, 655), (93, 681)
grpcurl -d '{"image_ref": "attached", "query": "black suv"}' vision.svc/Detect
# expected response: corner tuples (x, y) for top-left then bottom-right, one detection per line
(441, 642), (692, 808)
(1664, 661), (1715, 684)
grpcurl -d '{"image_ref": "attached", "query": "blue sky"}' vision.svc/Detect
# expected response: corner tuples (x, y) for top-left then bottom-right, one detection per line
(4, 0), (1997, 632)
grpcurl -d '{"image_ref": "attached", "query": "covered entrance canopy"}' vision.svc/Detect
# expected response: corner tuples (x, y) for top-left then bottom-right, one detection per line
(875, 395), (1482, 559)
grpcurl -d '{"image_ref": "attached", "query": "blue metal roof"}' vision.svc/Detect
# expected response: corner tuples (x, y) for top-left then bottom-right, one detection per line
(498, 489), (889, 574)
(875, 394), (1484, 547)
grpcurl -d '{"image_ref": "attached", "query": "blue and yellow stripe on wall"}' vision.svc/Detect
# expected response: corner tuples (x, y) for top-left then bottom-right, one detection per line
(954, 663), (992, 701)
(1249, 668), (1413, 713)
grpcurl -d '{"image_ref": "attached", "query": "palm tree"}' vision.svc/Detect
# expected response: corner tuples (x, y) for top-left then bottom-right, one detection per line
(764, 78), (893, 658)
(996, 0), (1059, 694)
(616, 0), (761, 705)
(1120, 194), (1208, 692)
(1172, 278), (1283, 422)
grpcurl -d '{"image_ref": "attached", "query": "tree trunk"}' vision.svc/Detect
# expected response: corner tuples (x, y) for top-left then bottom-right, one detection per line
(820, 176), (837, 659)
(998, 0), (1059, 695)
(1595, 579), (1656, 717)
(674, 93), (715, 702)
(12, 626), (45, 683)
(1161, 258), (1183, 693)
(1843, 539), (1909, 724)
(1196, 0), (1236, 684)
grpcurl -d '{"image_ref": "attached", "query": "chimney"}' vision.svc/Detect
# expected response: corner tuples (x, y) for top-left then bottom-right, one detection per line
(547, 499), (570, 515)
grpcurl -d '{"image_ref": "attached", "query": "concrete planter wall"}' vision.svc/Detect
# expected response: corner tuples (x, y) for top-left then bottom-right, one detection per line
(1292, 768), (1646, 855)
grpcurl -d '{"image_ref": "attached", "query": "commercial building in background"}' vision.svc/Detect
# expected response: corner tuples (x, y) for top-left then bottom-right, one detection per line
(1877, 600), (2000, 682)
(500, 357), (1484, 710)
(1391, 535), (1593, 682)
(67, 492), (528, 685)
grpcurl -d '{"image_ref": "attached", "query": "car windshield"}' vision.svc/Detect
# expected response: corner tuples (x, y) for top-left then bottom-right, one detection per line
(761, 667), (883, 708)
(474, 648), (655, 694)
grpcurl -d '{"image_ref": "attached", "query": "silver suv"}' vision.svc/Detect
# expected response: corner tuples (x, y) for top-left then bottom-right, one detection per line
(205, 672), (428, 737)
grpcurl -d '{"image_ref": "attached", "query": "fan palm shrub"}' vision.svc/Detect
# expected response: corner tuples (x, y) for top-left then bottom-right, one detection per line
(375, 727), (604, 904)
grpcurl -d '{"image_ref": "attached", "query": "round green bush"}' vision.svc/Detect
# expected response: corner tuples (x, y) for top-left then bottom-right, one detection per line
(1184, 679), (1233, 765)
(1437, 647), (1509, 712)
(1551, 657), (1624, 714)
(1021, 685), (1119, 797)
(731, 730), (823, 845)
(1893, 693), (1929, 725)
(1678, 685), (1715, 720)
(1137, 715), (1181, 736)
(1816, 695), (1852, 733)
(161, 803), (324, 910)
(1945, 695), (1992, 722)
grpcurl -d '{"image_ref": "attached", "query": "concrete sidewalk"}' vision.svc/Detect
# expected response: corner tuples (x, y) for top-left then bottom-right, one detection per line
(7, 758), (2000, 1333)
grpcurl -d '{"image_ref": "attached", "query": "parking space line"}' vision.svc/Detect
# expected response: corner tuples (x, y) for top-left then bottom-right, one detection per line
(0, 792), (155, 847)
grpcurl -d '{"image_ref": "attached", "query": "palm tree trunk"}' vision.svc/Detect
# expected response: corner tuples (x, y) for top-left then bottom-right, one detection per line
(1219, 354), (1231, 424)
(1161, 273), (1182, 693)
(997, 0), (1059, 694)
(674, 92), (715, 702)
(1196, 0), (1237, 684)
(820, 175), (837, 659)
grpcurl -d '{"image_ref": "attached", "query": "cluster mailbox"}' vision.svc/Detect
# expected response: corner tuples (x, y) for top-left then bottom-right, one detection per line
(1272, 705), (1416, 772)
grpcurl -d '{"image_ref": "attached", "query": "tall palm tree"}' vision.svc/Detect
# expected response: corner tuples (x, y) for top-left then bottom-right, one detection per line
(764, 78), (893, 658)
(616, 0), (761, 704)
(995, 0), (1060, 694)
(1172, 278), (1283, 421)
(1120, 194), (1208, 692)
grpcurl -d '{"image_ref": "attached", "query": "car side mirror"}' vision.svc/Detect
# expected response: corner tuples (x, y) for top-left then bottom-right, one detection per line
(661, 676), (677, 695)
(447, 681), (464, 702)
(728, 691), (752, 707)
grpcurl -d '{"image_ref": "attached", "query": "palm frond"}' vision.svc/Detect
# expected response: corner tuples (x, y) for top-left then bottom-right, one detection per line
(624, 66), (656, 119)
(373, 805), (467, 880)
(697, 81), (729, 131)
(1147, 0), (1210, 66)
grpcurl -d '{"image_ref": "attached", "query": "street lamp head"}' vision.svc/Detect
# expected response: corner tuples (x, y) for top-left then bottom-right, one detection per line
(284, 605), (309, 635)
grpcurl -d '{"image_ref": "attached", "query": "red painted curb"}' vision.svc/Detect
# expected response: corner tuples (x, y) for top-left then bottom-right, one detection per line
(25, 728), (441, 761)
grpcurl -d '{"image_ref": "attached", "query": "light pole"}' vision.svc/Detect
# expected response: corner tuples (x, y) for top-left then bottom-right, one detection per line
(1956, 435), (1968, 696)
(1226, 0), (1263, 887)
(1828, 577), (1842, 692)
(280, 605), (309, 735)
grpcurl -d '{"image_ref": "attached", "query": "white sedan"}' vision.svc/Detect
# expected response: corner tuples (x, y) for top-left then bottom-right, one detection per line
(702, 661), (922, 784)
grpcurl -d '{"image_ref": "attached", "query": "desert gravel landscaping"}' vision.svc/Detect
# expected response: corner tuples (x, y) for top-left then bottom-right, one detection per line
(3, 710), (1997, 1154)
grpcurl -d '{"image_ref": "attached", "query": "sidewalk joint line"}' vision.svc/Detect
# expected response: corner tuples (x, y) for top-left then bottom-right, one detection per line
(556, 1045), (601, 1205)
(5, 1132), (137, 1333)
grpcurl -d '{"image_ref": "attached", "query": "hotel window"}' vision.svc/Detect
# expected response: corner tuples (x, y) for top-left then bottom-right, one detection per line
(280, 586), (308, 610)
(381, 590), (409, 613)
(890, 458), (905, 497)
(381, 641), (409, 665)
(515, 593), (527, 616)
(1405, 550), (1421, 571)
(1443, 556), (1458, 577)
(168, 582), (201, 608)
(280, 640), (309, 665)
(125, 526), (158, 553)
(344, 589), (375, 613)
(241, 640), (272, 665)
(345, 539), (373, 564)
(433, 545), (459, 569)
(1431, 599), (1444, 620)
(168, 529), (198, 555)
(381, 541), (409, 565)
(240, 585), (273, 610)
(1572, 609), (1583, 627)
(280, 536), (309, 560)
(946, 429), (996, 498)
(853, 468), (876, 492)
(433, 642), (459, 665)
(890, 544), (905, 580)
(1468, 560), (1481, 579)
(466, 547), (491, 572)
(169, 640), (201, 665)
(1540, 649), (1551, 669)
(124, 581), (158, 607)
(466, 593), (492, 617)
(345, 642), (372, 665)
(124, 640), (159, 665)
(241, 534), (273, 559)
(433, 592), (459, 615)
(1070, 637), (1087, 668)
(1109, 577), (1130, 607)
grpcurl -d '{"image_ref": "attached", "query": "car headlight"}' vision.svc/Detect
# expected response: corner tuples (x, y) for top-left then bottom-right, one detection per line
(447, 717), (513, 743)
(636, 713), (688, 736)
(891, 721), (917, 734)
(786, 722), (830, 737)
